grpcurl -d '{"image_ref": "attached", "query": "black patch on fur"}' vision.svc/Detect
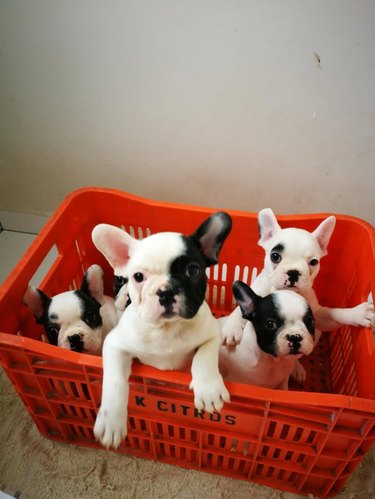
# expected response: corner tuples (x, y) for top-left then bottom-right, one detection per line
(45, 323), (60, 346)
(190, 212), (232, 266)
(271, 243), (284, 253)
(167, 236), (208, 319)
(34, 289), (51, 323)
(29, 290), (57, 345)
(113, 275), (129, 297)
(249, 294), (285, 356)
(74, 290), (103, 329)
(303, 307), (315, 338)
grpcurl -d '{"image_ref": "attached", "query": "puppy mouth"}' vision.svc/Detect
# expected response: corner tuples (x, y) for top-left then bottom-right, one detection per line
(285, 352), (304, 359)
(161, 310), (178, 319)
(286, 282), (297, 289)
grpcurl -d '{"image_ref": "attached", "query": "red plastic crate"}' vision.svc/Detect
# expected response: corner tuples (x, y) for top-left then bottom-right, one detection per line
(0, 187), (374, 497)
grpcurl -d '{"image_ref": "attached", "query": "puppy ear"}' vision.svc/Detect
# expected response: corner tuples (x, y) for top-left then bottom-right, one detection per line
(312, 216), (336, 255)
(191, 212), (232, 266)
(23, 287), (50, 323)
(92, 224), (140, 276)
(81, 264), (105, 303)
(232, 281), (260, 319)
(258, 208), (282, 246)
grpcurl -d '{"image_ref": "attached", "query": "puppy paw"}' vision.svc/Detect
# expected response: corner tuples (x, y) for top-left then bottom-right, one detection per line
(190, 375), (230, 413)
(221, 318), (246, 347)
(350, 302), (375, 327)
(290, 360), (306, 384)
(93, 406), (127, 449)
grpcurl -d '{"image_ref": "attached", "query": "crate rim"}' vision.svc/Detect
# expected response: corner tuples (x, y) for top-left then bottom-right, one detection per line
(1, 185), (374, 298)
(2, 332), (375, 415)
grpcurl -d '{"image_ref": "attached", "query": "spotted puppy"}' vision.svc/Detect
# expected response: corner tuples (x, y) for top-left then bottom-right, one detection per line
(23, 264), (118, 354)
(92, 212), (232, 449)
(222, 208), (374, 348)
(219, 281), (315, 390)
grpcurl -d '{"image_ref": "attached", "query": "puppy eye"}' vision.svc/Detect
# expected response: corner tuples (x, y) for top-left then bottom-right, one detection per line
(305, 316), (315, 329)
(115, 276), (128, 285)
(309, 258), (319, 266)
(85, 311), (99, 326)
(270, 253), (282, 264)
(133, 272), (145, 283)
(185, 263), (201, 280)
(47, 325), (59, 335)
(265, 320), (278, 331)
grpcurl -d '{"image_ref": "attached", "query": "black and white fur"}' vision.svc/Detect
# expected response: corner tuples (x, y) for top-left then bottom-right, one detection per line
(23, 264), (118, 355)
(222, 209), (374, 345)
(220, 282), (315, 389)
(92, 212), (232, 449)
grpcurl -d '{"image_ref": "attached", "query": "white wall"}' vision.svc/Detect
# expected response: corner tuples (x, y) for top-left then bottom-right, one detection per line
(1, 1), (374, 224)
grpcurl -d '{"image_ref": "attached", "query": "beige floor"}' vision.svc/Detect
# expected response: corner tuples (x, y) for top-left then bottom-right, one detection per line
(0, 220), (374, 499)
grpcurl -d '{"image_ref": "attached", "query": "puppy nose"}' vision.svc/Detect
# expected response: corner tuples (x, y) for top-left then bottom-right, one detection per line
(286, 334), (302, 354)
(287, 270), (301, 284)
(157, 288), (176, 309)
(68, 334), (84, 352)
(286, 334), (302, 343)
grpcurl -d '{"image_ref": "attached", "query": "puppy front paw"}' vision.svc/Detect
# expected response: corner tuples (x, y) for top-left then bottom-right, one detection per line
(350, 302), (375, 327)
(190, 375), (230, 413)
(291, 360), (306, 384)
(221, 317), (246, 347)
(94, 406), (127, 449)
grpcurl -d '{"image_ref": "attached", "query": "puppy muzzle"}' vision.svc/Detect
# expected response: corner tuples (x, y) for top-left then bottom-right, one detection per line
(271, 262), (311, 291)
(58, 323), (103, 353)
(136, 277), (183, 323)
(276, 329), (314, 357)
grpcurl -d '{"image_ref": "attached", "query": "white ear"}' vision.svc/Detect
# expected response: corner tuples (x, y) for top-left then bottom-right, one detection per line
(258, 208), (282, 246)
(81, 264), (105, 303)
(312, 216), (336, 255)
(92, 224), (140, 276)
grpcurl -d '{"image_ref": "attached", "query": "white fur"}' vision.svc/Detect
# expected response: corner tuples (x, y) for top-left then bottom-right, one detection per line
(219, 290), (314, 389)
(48, 293), (102, 354)
(92, 224), (230, 449)
(273, 291), (315, 357)
(220, 209), (375, 386)
(23, 264), (118, 355)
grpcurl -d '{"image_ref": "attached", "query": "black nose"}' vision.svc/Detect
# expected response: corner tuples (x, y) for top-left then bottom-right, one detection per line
(286, 334), (302, 354)
(157, 288), (176, 310)
(68, 334), (84, 352)
(287, 270), (301, 285)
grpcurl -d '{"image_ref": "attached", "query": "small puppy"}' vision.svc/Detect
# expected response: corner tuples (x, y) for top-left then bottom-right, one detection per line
(222, 208), (375, 347)
(92, 212), (232, 449)
(219, 281), (315, 389)
(23, 264), (118, 354)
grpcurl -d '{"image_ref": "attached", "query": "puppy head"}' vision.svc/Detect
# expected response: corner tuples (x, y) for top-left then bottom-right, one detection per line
(92, 212), (232, 325)
(233, 281), (315, 358)
(258, 208), (336, 291)
(23, 264), (106, 354)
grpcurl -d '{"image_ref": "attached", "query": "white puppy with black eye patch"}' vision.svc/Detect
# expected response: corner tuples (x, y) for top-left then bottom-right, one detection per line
(221, 208), (375, 382)
(23, 265), (118, 354)
(220, 281), (315, 390)
(92, 212), (232, 449)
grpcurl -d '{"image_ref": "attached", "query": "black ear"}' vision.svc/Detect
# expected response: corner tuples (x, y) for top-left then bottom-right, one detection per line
(191, 212), (232, 266)
(23, 287), (51, 324)
(232, 281), (260, 319)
